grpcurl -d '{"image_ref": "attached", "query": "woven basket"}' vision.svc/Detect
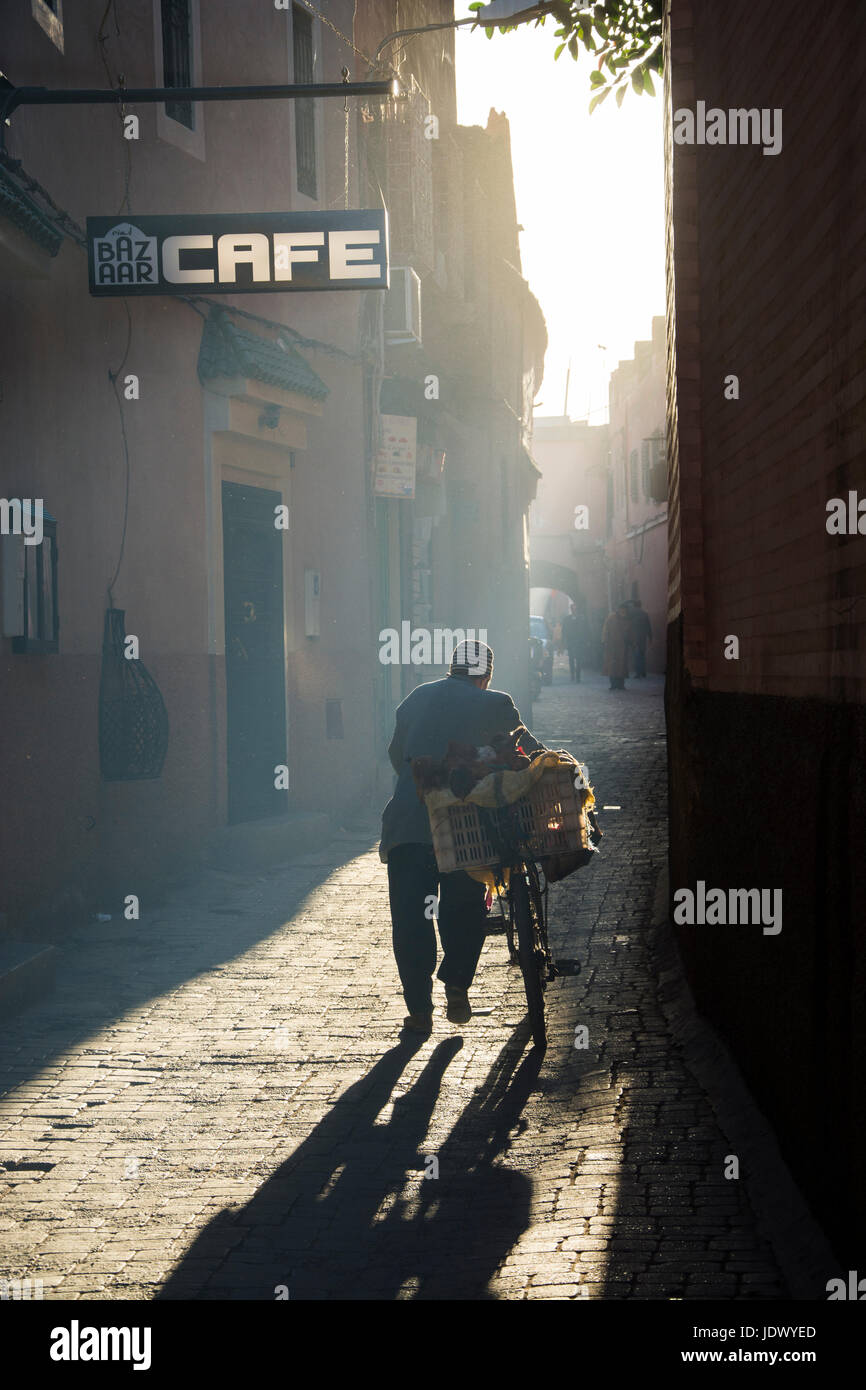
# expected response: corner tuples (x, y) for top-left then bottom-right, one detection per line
(428, 765), (591, 874)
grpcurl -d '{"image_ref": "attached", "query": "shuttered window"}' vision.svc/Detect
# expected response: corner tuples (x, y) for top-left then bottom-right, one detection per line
(293, 5), (317, 198)
(161, 0), (194, 130)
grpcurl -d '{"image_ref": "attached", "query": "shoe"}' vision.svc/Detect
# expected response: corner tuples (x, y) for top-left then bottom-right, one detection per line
(445, 986), (472, 1025)
(402, 1011), (433, 1035)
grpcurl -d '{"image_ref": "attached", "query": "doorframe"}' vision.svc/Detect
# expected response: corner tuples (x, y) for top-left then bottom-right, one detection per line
(221, 475), (290, 825)
(203, 388), (298, 820)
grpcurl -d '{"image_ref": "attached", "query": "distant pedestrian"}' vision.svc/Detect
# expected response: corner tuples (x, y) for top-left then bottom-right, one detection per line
(602, 603), (632, 690)
(560, 601), (583, 682)
(629, 599), (652, 677)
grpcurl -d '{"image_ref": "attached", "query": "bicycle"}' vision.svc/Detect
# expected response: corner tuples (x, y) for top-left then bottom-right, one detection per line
(507, 856), (554, 1047)
(427, 755), (599, 1050)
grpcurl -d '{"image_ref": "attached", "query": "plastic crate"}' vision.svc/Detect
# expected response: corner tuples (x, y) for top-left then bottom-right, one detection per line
(428, 765), (591, 874)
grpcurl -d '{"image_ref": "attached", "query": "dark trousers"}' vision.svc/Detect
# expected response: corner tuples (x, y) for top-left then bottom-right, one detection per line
(387, 843), (488, 1015)
(633, 640), (647, 677)
(567, 646), (581, 681)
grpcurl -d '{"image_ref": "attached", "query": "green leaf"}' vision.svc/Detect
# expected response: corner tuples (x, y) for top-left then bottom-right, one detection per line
(589, 86), (612, 114)
(616, 82), (627, 107)
(631, 67), (644, 92)
(642, 65), (655, 94)
(589, 68), (605, 85)
(554, 41), (566, 59)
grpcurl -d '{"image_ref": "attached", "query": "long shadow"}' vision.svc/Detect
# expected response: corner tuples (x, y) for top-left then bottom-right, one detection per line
(158, 1029), (543, 1301)
(0, 841), (371, 1102)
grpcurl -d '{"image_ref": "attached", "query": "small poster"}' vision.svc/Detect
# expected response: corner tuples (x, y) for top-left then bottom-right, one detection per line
(373, 414), (417, 499)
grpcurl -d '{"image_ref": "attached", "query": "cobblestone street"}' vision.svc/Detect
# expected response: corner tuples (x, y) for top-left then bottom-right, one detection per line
(0, 668), (789, 1301)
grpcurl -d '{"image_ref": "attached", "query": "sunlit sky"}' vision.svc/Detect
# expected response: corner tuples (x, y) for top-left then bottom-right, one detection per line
(454, 11), (666, 424)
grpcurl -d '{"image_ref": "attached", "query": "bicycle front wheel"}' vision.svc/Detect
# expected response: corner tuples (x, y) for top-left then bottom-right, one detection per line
(511, 866), (547, 1048)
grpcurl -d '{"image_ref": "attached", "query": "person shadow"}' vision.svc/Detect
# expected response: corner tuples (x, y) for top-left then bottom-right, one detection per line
(158, 1027), (542, 1301)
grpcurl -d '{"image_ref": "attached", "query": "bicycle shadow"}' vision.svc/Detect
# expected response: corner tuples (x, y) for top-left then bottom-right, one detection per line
(158, 1027), (542, 1301)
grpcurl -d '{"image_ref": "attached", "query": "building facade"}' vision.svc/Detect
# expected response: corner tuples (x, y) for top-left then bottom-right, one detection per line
(606, 316), (668, 673)
(356, 1), (546, 733)
(0, 0), (545, 933)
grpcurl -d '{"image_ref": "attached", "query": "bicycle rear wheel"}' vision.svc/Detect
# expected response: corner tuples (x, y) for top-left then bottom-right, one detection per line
(511, 865), (547, 1047)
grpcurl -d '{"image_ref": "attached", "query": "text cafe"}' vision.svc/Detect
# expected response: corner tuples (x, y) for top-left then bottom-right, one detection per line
(87, 210), (389, 297)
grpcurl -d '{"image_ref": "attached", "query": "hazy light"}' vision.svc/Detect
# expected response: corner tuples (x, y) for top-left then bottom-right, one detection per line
(455, 13), (665, 424)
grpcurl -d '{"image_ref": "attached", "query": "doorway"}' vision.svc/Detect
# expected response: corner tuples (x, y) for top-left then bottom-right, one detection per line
(221, 479), (288, 824)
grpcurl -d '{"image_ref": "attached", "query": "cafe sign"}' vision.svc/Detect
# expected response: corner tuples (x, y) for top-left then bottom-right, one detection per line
(87, 210), (389, 296)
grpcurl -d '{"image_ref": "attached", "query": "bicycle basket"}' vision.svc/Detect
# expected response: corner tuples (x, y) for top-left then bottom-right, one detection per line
(428, 765), (592, 874)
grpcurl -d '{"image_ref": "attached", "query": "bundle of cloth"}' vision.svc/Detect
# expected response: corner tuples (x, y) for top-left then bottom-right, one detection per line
(411, 726), (538, 803)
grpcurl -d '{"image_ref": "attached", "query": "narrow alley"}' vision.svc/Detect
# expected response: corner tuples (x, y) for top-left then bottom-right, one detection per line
(0, 670), (794, 1300)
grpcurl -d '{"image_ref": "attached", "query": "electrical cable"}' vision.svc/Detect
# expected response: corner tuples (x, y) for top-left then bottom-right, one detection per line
(97, 1), (135, 605)
(186, 295), (361, 361)
(96, 0), (133, 215)
(105, 298), (133, 605)
(293, 0), (378, 69)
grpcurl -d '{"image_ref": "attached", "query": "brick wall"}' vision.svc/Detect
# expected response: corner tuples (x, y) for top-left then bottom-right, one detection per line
(665, 0), (866, 1259)
(670, 0), (866, 701)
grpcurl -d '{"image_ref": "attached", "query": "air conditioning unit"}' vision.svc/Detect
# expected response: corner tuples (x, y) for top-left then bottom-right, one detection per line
(385, 266), (422, 346)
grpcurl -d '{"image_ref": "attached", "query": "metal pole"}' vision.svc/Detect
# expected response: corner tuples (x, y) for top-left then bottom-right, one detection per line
(1, 78), (399, 120)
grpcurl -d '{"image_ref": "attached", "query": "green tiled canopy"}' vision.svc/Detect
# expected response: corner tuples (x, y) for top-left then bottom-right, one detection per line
(198, 308), (329, 401)
(0, 166), (64, 256)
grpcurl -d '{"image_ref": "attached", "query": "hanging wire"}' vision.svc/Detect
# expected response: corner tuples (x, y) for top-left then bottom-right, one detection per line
(105, 299), (133, 606)
(293, 0), (377, 68)
(96, 0), (132, 215)
(342, 66), (350, 210)
(185, 295), (360, 361)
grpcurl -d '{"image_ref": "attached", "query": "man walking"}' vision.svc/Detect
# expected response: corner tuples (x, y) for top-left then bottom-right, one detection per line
(628, 599), (652, 677)
(602, 602), (632, 691)
(560, 601), (583, 682)
(380, 639), (541, 1035)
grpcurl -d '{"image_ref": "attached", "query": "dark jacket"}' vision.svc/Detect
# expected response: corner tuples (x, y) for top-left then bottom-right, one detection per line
(629, 606), (652, 644)
(379, 674), (527, 860)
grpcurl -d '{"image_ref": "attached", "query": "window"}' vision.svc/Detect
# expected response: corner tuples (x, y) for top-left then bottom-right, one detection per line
(629, 449), (639, 503)
(31, 0), (63, 52)
(500, 458), (510, 547)
(161, 0), (194, 129)
(325, 699), (344, 739)
(1, 507), (59, 654)
(641, 440), (651, 498)
(293, 4), (317, 199)
(648, 431), (667, 502)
